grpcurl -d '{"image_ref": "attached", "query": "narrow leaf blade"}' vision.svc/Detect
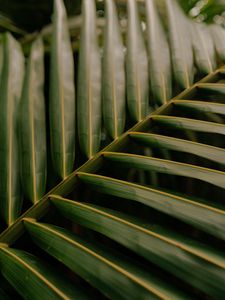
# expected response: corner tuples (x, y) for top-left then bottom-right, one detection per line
(20, 38), (47, 204)
(49, 0), (76, 179)
(0, 33), (24, 225)
(0, 247), (88, 300)
(103, 0), (126, 140)
(77, 172), (225, 240)
(164, 0), (194, 89)
(145, 0), (172, 106)
(126, 0), (149, 121)
(77, 0), (102, 158)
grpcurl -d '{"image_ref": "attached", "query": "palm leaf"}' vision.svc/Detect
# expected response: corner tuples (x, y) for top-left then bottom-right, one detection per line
(49, 0), (76, 179)
(126, 0), (149, 121)
(0, 67), (224, 298)
(103, 152), (225, 188)
(24, 219), (190, 299)
(0, 2), (225, 299)
(173, 99), (225, 115)
(102, 0), (126, 140)
(210, 24), (225, 63)
(164, 0), (194, 89)
(145, 0), (172, 106)
(191, 22), (216, 74)
(0, 246), (88, 299)
(77, 172), (225, 240)
(77, 0), (102, 158)
(151, 115), (225, 135)
(19, 38), (46, 204)
(129, 132), (225, 165)
(0, 35), (3, 79)
(0, 32), (24, 225)
(50, 195), (225, 298)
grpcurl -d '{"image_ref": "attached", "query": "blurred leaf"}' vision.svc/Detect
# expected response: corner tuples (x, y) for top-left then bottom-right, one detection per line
(0, 0), (81, 33)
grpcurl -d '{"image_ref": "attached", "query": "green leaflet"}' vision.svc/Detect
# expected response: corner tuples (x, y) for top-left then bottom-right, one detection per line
(77, 0), (102, 159)
(19, 38), (46, 204)
(209, 24), (225, 63)
(151, 115), (225, 136)
(24, 219), (185, 300)
(0, 35), (3, 80)
(103, 152), (225, 189)
(0, 247), (88, 300)
(129, 132), (225, 165)
(195, 83), (225, 101)
(0, 33), (24, 225)
(145, 0), (172, 106)
(164, 0), (194, 89)
(191, 22), (216, 74)
(49, 0), (76, 179)
(103, 0), (126, 140)
(126, 0), (149, 122)
(50, 195), (225, 298)
(77, 172), (225, 240)
(173, 100), (225, 116)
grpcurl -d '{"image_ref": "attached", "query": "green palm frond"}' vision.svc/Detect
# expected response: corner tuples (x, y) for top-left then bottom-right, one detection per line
(77, 0), (102, 159)
(0, 0), (224, 298)
(1, 66), (225, 298)
(49, 0), (76, 179)
(0, 33), (24, 225)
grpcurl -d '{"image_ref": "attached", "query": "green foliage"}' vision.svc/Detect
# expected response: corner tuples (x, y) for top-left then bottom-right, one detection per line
(49, 0), (76, 179)
(19, 38), (46, 204)
(103, 0), (126, 140)
(77, 0), (102, 159)
(126, 0), (149, 121)
(0, 33), (24, 225)
(146, 0), (172, 106)
(0, 0), (224, 298)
